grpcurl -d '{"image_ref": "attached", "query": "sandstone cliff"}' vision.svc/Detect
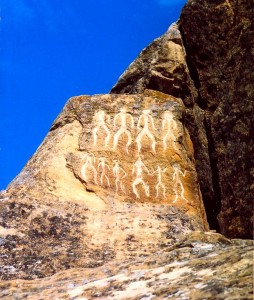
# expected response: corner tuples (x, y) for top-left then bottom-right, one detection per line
(0, 0), (253, 299)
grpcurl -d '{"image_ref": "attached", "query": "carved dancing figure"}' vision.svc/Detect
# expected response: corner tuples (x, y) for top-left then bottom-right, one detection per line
(81, 153), (98, 184)
(162, 110), (178, 151)
(172, 163), (187, 203)
(98, 157), (110, 187)
(113, 107), (134, 153)
(113, 160), (127, 194)
(92, 110), (111, 147)
(153, 166), (167, 198)
(135, 109), (156, 154)
(132, 157), (150, 198)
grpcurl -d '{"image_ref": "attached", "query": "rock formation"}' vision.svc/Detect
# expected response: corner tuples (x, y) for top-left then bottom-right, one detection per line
(0, 91), (208, 281)
(0, 0), (253, 298)
(180, 0), (254, 239)
(112, 0), (254, 239)
(1, 232), (253, 299)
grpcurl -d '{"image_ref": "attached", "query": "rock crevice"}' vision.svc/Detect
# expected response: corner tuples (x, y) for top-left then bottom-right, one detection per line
(178, 22), (222, 231)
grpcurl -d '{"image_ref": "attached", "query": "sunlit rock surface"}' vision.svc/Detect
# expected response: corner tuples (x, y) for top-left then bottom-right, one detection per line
(0, 0), (253, 298)
(0, 232), (253, 299)
(112, 0), (254, 239)
(0, 91), (208, 281)
(111, 22), (216, 232)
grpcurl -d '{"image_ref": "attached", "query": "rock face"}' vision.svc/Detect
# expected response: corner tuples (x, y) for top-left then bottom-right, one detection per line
(179, 0), (254, 239)
(112, 0), (254, 239)
(0, 91), (208, 280)
(0, 232), (253, 299)
(111, 23), (216, 232)
(0, 0), (253, 298)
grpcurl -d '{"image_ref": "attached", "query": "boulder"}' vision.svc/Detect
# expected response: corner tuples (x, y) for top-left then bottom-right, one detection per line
(0, 91), (208, 280)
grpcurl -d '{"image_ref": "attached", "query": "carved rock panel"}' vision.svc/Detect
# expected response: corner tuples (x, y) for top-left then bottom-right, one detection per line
(66, 92), (204, 213)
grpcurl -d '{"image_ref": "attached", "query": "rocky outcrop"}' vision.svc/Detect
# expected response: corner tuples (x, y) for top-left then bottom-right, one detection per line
(0, 91), (208, 280)
(111, 0), (254, 239)
(111, 23), (217, 232)
(0, 0), (253, 298)
(0, 232), (253, 299)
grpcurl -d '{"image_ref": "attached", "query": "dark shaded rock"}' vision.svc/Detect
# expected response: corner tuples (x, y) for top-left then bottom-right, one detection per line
(179, 0), (254, 238)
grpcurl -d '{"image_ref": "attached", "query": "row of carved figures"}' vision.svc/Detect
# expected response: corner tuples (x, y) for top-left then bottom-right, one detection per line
(81, 153), (187, 202)
(92, 108), (179, 154)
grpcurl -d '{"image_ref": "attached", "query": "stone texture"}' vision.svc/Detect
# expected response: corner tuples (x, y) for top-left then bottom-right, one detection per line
(179, 0), (254, 239)
(0, 232), (253, 299)
(0, 90), (208, 280)
(111, 1), (254, 238)
(0, 0), (253, 298)
(111, 23), (218, 232)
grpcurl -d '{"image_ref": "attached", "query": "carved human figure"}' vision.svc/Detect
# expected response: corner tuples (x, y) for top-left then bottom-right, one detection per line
(113, 107), (134, 153)
(98, 157), (110, 187)
(81, 153), (98, 184)
(172, 163), (187, 203)
(135, 109), (156, 154)
(92, 110), (111, 147)
(162, 110), (178, 151)
(132, 157), (150, 198)
(153, 166), (167, 199)
(113, 160), (127, 194)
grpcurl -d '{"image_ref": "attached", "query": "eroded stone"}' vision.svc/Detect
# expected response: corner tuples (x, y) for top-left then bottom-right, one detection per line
(1, 91), (208, 280)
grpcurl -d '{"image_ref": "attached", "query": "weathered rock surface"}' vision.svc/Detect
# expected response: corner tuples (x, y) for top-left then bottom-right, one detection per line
(0, 232), (253, 299)
(111, 23), (218, 232)
(0, 0), (253, 298)
(0, 91), (208, 280)
(179, 0), (254, 239)
(111, 0), (254, 239)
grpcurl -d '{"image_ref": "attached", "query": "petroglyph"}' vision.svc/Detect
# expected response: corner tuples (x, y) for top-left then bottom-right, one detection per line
(79, 103), (194, 205)
(81, 153), (98, 184)
(113, 107), (134, 153)
(162, 111), (178, 151)
(153, 166), (167, 199)
(98, 157), (111, 187)
(113, 160), (127, 194)
(172, 163), (187, 203)
(136, 109), (156, 154)
(132, 157), (151, 198)
(92, 110), (111, 147)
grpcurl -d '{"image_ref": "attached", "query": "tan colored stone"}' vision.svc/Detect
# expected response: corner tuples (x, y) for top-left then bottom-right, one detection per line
(1, 91), (208, 280)
(0, 232), (253, 300)
(6, 91), (206, 217)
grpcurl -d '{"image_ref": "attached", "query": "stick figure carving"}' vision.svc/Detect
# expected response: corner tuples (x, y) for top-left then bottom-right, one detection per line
(172, 163), (187, 203)
(162, 111), (178, 151)
(152, 166), (167, 199)
(135, 109), (156, 154)
(113, 107), (134, 153)
(132, 157), (150, 198)
(98, 157), (110, 187)
(92, 110), (111, 147)
(81, 153), (98, 184)
(113, 160), (127, 194)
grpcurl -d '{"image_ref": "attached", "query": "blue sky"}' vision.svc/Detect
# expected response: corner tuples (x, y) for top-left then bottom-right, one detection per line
(0, 0), (186, 189)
